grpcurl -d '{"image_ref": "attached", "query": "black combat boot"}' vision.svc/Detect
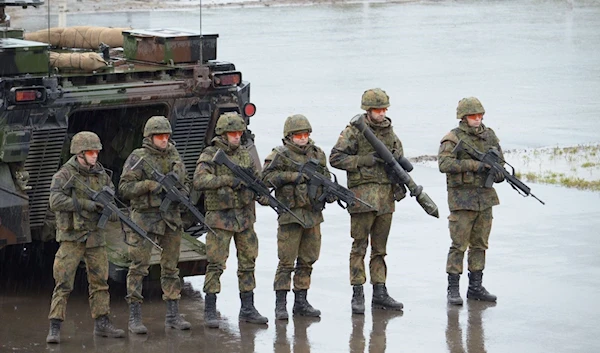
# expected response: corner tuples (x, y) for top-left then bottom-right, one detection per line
(165, 300), (191, 330)
(239, 291), (268, 324)
(128, 302), (148, 334)
(94, 315), (125, 338)
(467, 271), (497, 302)
(351, 285), (365, 315)
(46, 319), (62, 344)
(292, 289), (321, 317)
(447, 274), (463, 306)
(275, 290), (289, 320)
(372, 284), (403, 311)
(204, 293), (219, 328)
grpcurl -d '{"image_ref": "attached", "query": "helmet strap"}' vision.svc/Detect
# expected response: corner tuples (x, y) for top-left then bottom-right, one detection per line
(76, 152), (94, 168)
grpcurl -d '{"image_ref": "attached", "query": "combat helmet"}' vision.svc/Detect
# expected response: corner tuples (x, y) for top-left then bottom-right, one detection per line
(283, 114), (312, 137)
(456, 97), (485, 120)
(70, 131), (103, 154)
(143, 116), (172, 137)
(361, 88), (390, 110)
(215, 112), (246, 135)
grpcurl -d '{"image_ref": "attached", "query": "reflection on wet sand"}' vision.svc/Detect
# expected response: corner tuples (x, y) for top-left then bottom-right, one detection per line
(273, 316), (320, 353)
(446, 302), (496, 353)
(349, 310), (403, 353)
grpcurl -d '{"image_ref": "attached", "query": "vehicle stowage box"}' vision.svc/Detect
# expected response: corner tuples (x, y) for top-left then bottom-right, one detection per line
(122, 29), (218, 64)
(0, 38), (48, 75)
(0, 28), (24, 39)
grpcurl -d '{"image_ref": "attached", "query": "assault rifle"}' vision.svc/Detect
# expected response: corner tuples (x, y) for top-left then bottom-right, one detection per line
(212, 149), (307, 228)
(350, 115), (439, 218)
(63, 175), (162, 251)
(271, 152), (373, 211)
(452, 140), (545, 205)
(131, 158), (215, 235)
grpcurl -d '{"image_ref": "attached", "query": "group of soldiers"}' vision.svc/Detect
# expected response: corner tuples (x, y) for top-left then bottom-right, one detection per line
(45, 88), (503, 343)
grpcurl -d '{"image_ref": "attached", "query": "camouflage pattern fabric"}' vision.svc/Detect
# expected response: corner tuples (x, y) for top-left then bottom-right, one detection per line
(203, 227), (258, 294)
(273, 223), (321, 291)
(261, 139), (330, 227)
(193, 137), (256, 232)
(446, 208), (492, 274)
(330, 114), (402, 215)
(125, 222), (182, 303)
(49, 156), (113, 247)
(119, 137), (187, 302)
(438, 120), (502, 275)
(48, 241), (110, 320)
(349, 212), (392, 285)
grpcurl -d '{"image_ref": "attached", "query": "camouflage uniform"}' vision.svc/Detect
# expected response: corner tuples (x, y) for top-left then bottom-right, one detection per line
(262, 114), (332, 319)
(439, 97), (502, 304)
(194, 112), (268, 327)
(119, 116), (191, 332)
(47, 131), (124, 344)
(330, 88), (405, 313)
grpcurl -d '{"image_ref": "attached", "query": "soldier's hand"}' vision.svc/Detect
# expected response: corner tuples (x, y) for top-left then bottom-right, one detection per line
(325, 194), (337, 203)
(476, 162), (491, 174)
(144, 180), (162, 193)
(292, 172), (309, 184)
(493, 170), (505, 183)
(256, 195), (270, 206)
(108, 212), (119, 222)
(230, 178), (245, 190)
(80, 199), (101, 212)
(358, 152), (382, 167)
(393, 184), (407, 201)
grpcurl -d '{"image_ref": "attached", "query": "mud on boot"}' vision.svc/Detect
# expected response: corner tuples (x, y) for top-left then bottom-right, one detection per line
(94, 315), (125, 338)
(447, 273), (463, 306)
(46, 319), (62, 344)
(351, 285), (365, 315)
(239, 291), (268, 324)
(292, 289), (321, 317)
(204, 293), (220, 329)
(165, 300), (191, 330)
(372, 284), (403, 311)
(467, 271), (497, 302)
(128, 302), (148, 334)
(275, 290), (289, 320)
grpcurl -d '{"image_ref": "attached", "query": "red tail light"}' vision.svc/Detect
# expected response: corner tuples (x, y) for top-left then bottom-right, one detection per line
(10, 87), (47, 104)
(243, 103), (256, 118)
(212, 71), (242, 87)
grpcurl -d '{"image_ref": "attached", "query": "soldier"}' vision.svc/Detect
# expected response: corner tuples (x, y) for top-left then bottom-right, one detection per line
(46, 131), (125, 344)
(262, 114), (335, 320)
(330, 88), (405, 314)
(193, 112), (268, 328)
(119, 116), (191, 334)
(438, 97), (503, 305)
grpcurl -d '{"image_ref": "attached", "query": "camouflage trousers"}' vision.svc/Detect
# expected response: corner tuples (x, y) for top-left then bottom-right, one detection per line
(126, 228), (182, 303)
(446, 208), (493, 274)
(350, 212), (392, 286)
(48, 241), (110, 320)
(273, 223), (321, 291)
(204, 227), (258, 294)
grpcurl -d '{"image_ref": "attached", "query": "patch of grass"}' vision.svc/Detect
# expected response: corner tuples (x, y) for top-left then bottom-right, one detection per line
(581, 162), (597, 168)
(519, 171), (600, 191)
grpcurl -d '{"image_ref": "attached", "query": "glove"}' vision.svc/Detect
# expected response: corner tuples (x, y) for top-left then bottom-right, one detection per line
(80, 199), (101, 212)
(476, 162), (491, 174)
(230, 178), (245, 190)
(493, 170), (505, 183)
(144, 180), (162, 193)
(109, 212), (119, 222)
(292, 172), (309, 184)
(257, 195), (270, 206)
(357, 153), (381, 167)
(393, 184), (407, 201)
(325, 194), (337, 203)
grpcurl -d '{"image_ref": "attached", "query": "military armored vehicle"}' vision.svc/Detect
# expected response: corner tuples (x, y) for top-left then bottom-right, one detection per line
(0, 0), (259, 283)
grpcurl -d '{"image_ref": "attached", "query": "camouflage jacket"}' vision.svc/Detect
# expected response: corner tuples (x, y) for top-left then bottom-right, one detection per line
(438, 121), (502, 211)
(330, 114), (403, 215)
(49, 156), (113, 247)
(193, 137), (256, 232)
(119, 138), (187, 234)
(262, 138), (330, 228)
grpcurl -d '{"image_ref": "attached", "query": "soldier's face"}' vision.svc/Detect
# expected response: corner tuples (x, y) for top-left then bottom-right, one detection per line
(465, 113), (483, 127)
(152, 133), (170, 149)
(291, 131), (310, 146)
(78, 150), (98, 167)
(368, 108), (387, 123)
(226, 131), (243, 146)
